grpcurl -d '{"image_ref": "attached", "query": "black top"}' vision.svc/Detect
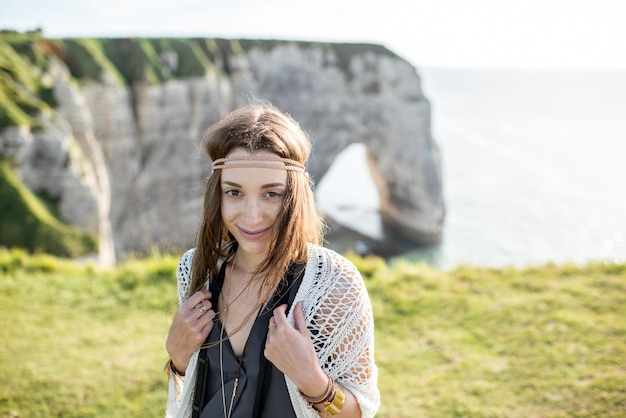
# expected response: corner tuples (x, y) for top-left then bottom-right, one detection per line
(193, 261), (304, 418)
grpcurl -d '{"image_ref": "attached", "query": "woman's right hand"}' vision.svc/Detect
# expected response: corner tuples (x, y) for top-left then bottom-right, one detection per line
(166, 288), (216, 375)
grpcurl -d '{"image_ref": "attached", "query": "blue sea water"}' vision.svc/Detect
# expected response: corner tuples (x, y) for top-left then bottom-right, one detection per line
(316, 67), (626, 269)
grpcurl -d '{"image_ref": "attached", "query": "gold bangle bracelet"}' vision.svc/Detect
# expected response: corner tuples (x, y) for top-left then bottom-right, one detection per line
(324, 386), (346, 415)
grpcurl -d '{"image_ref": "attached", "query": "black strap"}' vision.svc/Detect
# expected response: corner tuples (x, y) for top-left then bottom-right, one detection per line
(192, 262), (227, 418)
(191, 354), (209, 417)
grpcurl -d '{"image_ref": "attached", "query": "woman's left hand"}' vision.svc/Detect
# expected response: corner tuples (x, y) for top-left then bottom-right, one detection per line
(264, 301), (328, 396)
(265, 301), (362, 417)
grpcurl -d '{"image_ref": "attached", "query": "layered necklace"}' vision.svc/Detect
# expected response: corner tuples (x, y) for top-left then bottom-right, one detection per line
(219, 252), (250, 316)
(218, 252), (263, 418)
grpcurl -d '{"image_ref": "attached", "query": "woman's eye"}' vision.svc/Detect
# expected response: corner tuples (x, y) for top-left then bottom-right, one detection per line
(266, 191), (283, 198)
(225, 190), (241, 197)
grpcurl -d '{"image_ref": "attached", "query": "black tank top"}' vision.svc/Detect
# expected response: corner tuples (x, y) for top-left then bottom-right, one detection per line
(192, 262), (304, 418)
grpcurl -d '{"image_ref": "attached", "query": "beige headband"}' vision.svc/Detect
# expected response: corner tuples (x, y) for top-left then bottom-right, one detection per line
(212, 156), (306, 172)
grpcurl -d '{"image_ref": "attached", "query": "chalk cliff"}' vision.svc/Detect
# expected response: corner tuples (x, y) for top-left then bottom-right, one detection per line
(0, 36), (444, 263)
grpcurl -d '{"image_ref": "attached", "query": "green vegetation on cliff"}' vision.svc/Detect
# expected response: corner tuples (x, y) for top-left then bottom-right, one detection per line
(0, 249), (624, 417)
(58, 38), (125, 84)
(1, 30), (401, 130)
(0, 32), (55, 128)
(0, 33), (227, 128)
(0, 159), (97, 257)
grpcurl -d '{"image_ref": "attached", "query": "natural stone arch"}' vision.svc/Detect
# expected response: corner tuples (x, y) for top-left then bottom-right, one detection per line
(315, 143), (383, 244)
(242, 43), (446, 246)
(308, 108), (444, 249)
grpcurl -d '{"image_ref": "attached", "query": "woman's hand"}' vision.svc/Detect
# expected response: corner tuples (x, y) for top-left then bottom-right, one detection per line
(166, 287), (215, 375)
(264, 302), (328, 397)
(265, 301), (363, 417)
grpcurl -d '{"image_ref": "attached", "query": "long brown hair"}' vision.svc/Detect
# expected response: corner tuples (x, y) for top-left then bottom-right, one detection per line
(189, 102), (325, 304)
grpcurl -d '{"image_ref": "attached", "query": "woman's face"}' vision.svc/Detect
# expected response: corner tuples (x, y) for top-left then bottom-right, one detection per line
(220, 148), (288, 260)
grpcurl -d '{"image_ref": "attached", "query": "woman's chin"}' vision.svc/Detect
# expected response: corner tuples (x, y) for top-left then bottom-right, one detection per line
(235, 240), (270, 258)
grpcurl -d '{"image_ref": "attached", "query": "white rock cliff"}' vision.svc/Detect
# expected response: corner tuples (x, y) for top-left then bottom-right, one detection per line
(1, 40), (444, 262)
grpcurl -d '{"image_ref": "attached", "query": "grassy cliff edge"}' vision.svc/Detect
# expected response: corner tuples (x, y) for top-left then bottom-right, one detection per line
(0, 249), (624, 417)
(0, 159), (97, 257)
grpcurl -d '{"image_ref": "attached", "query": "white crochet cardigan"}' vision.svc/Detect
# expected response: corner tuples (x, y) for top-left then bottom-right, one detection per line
(166, 244), (380, 418)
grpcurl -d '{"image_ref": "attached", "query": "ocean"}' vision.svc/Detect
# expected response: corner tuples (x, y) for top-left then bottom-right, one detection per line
(316, 67), (626, 270)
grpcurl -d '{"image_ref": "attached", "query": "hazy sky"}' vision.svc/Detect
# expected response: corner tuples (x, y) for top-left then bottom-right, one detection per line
(1, 0), (625, 69)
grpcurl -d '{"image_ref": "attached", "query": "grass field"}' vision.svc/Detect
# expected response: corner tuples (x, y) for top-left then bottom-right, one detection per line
(1, 248), (624, 417)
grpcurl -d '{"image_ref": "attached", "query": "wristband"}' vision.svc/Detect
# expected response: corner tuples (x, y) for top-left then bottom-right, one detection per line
(298, 373), (346, 415)
(168, 359), (184, 376)
(298, 373), (333, 406)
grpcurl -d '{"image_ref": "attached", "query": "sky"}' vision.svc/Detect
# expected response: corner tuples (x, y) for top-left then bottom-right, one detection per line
(1, 0), (625, 70)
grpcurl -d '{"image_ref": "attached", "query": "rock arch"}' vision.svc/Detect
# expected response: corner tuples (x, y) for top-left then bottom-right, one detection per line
(242, 43), (446, 246)
(315, 143), (382, 242)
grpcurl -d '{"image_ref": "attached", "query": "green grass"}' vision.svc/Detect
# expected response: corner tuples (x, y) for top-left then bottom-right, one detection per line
(0, 248), (177, 418)
(350, 257), (626, 417)
(1, 249), (624, 417)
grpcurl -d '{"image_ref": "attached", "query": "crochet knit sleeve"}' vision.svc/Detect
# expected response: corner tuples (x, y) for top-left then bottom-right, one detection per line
(292, 246), (380, 418)
(166, 248), (198, 418)
(176, 248), (196, 305)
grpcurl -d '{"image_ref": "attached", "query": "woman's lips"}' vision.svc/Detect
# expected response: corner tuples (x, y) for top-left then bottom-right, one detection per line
(238, 226), (271, 240)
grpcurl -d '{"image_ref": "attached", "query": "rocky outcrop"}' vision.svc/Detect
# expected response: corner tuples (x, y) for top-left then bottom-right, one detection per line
(0, 37), (444, 262)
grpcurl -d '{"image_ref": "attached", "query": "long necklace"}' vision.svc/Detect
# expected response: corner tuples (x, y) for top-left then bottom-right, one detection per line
(219, 321), (241, 418)
(218, 252), (259, 418)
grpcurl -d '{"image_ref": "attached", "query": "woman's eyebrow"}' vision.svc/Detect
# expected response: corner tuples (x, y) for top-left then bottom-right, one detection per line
(261, 182), (286, 189)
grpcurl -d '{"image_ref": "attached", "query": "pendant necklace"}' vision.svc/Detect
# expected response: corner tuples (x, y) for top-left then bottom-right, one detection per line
(219, 321), (242, 418)
(218, 252), (261, 418)
(218, 303), (263, 418)
(219, 252), (241, 418)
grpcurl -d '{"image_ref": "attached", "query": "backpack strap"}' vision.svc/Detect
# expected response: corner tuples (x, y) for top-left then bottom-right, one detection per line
(191, 262), (227, 418)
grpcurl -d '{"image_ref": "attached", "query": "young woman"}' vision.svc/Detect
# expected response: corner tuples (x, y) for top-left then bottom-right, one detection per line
(165, 103), (379, 418)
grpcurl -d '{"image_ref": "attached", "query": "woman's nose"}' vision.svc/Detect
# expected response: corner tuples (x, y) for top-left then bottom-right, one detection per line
(242, 198), (262, 224)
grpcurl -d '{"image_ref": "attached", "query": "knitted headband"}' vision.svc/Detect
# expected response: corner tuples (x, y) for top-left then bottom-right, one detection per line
(211, 156), (306, 172)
